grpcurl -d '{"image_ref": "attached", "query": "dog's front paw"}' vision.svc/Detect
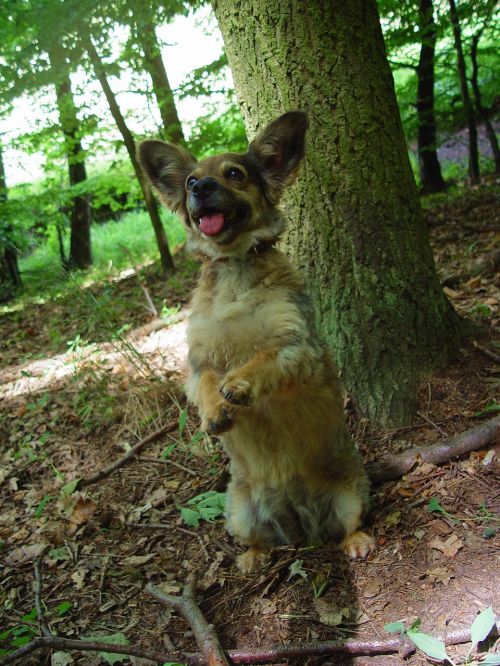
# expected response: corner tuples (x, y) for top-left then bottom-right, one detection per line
(220, 376), (252, 406)
(201, 401), (236, 436)
(340, 530), (376, 559)
(236, 547), (269, 573)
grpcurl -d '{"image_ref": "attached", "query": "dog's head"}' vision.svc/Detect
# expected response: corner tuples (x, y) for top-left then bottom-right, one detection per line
(139, 111), (308, 258)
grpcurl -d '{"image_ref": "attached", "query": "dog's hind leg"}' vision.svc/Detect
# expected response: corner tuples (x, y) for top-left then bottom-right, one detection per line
(333, 483), (375, 559)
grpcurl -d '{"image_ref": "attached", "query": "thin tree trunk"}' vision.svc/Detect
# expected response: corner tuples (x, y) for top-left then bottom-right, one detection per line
(139, 20), (185, 144)
(0, 142), (23, 292)
(48, 46), (92, 270)
(448, 0), (480, 184)
(84, 34), (175, 273)
(470, 32), (500, 173)
(417, 0), (446, 193)
(212, 0), (464, 426)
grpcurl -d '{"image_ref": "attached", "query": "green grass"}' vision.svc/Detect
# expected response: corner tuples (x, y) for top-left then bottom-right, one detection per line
(17, 208), (186, 300)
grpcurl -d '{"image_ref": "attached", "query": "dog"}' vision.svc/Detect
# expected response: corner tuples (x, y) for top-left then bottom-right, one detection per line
(139, 111), (375, 572)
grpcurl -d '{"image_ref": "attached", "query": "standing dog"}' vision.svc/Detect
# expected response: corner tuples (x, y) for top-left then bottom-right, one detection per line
(139, 112), (375, 572)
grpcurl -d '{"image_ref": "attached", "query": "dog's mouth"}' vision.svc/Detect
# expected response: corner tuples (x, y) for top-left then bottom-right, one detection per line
(192, 204), (250, 241)
(198, 210), (225, 236)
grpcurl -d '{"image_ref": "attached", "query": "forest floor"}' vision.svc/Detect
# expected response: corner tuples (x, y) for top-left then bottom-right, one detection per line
(0, 181), (499, 666)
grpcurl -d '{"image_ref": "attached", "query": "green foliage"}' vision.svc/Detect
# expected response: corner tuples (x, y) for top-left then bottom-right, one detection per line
(83, 632), (130, 665)
(384, 608), (498, 664)
(179, 490), (226, 528)
(187, 101), (247, 158)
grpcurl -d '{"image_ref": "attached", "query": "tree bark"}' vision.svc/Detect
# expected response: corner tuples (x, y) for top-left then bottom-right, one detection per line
(417, 0), (447, 193)
(0, 142), (23, 294)
(84, 34), (175, 272)
(470, 32), (500, 173)
(212, 0), (463, 426)
(48, 46), (92, 270)
(132, 5), (185, 144)
(448, 0), (480, 184)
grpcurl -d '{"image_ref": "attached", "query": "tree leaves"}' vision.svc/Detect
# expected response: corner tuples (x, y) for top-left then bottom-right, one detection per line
(470, 606), (496, 646)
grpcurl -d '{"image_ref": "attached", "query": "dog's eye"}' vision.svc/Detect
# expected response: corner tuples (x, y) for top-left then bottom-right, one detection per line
(225, 167), (245, 182)
(186, 176), (197, 190)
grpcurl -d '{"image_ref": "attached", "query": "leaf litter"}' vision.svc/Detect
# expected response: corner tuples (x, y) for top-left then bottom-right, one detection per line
(0, 187), (499, 664)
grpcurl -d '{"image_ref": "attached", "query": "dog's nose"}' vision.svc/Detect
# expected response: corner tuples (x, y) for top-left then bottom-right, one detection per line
(192, 177), (217, 199)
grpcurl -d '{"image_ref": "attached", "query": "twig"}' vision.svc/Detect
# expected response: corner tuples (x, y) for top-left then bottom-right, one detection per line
(0, 636), (185, 665)
(146, 573), (230, 666)
(417, 410), (449, 437)
(473, 340), (500, 364)
(119, 244), (158, 316)
(138, 454), (198, 476)
(367, 415), (500, 484)
(76, 419), (178, 489)
(33, 554), (52, 638)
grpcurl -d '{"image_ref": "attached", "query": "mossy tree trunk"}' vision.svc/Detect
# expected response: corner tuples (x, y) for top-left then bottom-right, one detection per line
(212, 0), (464, 426)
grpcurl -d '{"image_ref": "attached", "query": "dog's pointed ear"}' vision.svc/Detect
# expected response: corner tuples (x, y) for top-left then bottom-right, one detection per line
(247, 111), (308, 203)
(138, 140), (197, 212)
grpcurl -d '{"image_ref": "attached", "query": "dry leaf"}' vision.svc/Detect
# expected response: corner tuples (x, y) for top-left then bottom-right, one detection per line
(428, 567), (454, 586)
(429, 534), (463, 558)
(70, 569), (88, 590)
(313, 598), (351, 627)
(123, 553), (156, 567)
(68, 498), (96, 534)
(430, 520), (453, 537)
(363, 579), (382, 598)
(5, 542), (47, 566)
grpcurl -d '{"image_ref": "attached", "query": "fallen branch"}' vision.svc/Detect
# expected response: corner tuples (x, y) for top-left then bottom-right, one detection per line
(0, 635), (183, 665)
(76, 419), (178, 489)
(367, 415), (500, 484)
(146, 573), (230, 666)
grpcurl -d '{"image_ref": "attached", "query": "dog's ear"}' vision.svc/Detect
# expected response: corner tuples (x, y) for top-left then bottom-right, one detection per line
(247, 111), (308, 203)
(138, 140), (196, 212)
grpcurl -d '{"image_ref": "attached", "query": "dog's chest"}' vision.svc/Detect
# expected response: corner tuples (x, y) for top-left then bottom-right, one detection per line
(187, 262), (289, 368)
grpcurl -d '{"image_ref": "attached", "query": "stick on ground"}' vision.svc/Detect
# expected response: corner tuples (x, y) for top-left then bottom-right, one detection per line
(76, 419), (178, 489)
(146, 573), (230, 666)
(367, 414), (500, 483)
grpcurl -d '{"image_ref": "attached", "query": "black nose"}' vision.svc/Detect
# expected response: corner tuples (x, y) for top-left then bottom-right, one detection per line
(192, 177), (217, 199)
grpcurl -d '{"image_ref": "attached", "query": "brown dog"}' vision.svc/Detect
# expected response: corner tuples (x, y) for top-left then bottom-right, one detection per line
(139, 112), (375, 572)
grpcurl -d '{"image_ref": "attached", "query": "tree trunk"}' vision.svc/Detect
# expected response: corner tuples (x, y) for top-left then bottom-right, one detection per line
(417, 0), (446, 193)
(212, 0), (464, 426)
(448, 0), (480, 184)
(84, 34), (175, 273)
(138, 19), (185, 144)
(0, 142), (23, 294)
(470, 33), (500, 173)
(48, 46), (92, 270)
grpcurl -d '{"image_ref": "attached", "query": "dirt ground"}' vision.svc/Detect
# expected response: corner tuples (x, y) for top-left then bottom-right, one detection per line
(0, 182), (499, 666)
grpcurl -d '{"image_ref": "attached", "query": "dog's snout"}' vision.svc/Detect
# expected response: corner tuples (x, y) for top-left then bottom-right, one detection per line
(192, 177), (218, 199)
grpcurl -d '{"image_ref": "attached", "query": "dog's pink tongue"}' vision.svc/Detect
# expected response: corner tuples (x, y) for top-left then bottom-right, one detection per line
(199, 212), (224, 236)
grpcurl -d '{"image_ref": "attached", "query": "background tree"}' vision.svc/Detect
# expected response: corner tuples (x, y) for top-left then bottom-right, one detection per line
(83, 32), (175, 272)
(416, 0), (447, 192)
(448, 0), (480, 184)
(0, 0), (92, 269)
(120, 0), (187, 144)
(0, 140), (23, 297)
(212, 0), (463, 426)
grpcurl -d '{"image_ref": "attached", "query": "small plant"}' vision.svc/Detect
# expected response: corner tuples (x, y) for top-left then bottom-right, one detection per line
(179, 491), (226, 528)
(384, 607), (498, 665)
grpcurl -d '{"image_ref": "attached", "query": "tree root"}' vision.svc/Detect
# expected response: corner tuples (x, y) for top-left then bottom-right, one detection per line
(367, 414), (500, 483)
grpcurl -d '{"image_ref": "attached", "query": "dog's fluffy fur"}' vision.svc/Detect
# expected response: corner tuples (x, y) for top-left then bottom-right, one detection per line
(139, 112), (375, 571)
